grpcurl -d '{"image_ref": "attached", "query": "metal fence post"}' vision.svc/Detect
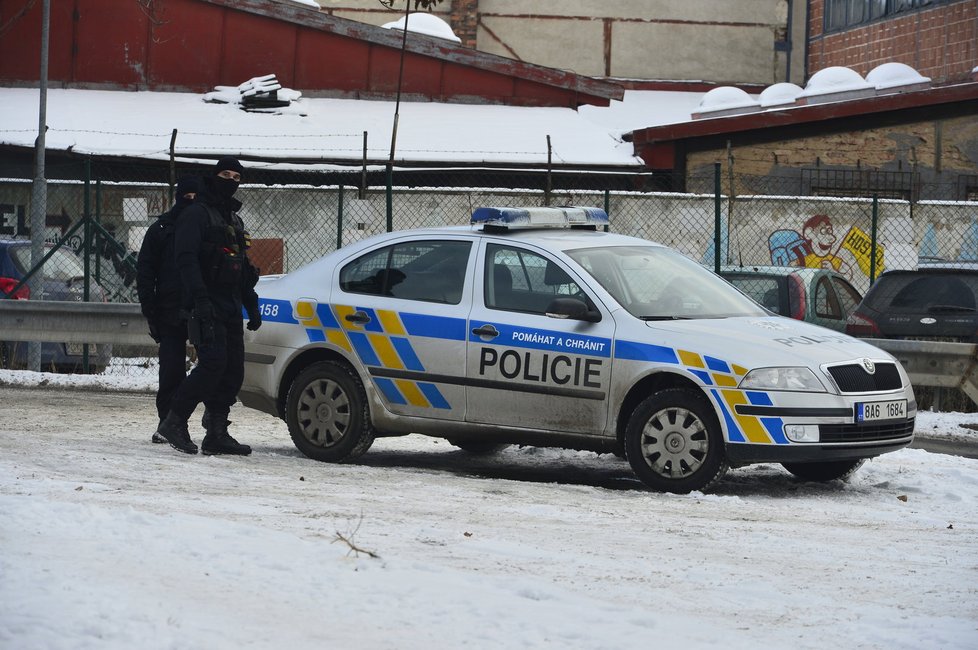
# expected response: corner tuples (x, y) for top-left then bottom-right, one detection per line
(870, 193), (879, 284)
(337, 183), (344, 250)
(94, 178), (102, 284)
(603, 189), (610, 232)
(385, 167), (393, 232)
(714, 162), (722, 273)
(82, 157), (92, 372)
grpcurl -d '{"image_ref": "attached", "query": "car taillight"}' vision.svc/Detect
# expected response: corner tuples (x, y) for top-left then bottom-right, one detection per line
(0, 277), (29, 300)
(846, 312), (881, 337)
(788, 274), (806, 320)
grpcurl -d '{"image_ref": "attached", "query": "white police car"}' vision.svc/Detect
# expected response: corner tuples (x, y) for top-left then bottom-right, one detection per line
(240, 207), (915, 493)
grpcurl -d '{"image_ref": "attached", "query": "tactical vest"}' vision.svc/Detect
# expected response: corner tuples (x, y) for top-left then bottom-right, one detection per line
(200, 205), (247, 289)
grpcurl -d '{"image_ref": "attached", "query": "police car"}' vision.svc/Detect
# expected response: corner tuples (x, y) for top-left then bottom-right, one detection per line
(240, 207), (915, 493)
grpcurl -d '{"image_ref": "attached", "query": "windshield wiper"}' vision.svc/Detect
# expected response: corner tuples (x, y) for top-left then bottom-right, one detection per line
(927, 304), (976, 313)
(639, 315), (692, 321)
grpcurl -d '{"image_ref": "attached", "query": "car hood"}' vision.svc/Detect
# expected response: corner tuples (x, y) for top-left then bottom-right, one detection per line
(641, 315), (893, 367)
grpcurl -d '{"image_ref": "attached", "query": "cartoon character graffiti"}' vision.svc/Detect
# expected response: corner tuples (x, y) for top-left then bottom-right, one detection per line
(768, 214), (884, 289)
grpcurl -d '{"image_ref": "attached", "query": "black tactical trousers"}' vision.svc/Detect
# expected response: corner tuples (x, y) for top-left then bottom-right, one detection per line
(168, 317), (245, 422)
(155, 319), (188, 422)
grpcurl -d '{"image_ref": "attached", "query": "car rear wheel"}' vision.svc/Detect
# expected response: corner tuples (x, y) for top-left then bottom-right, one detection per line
(448, 440), (510, 455)
(782, 459), (865, 482)
(285, 361), (375, 463)
(625, 388), (727, 493)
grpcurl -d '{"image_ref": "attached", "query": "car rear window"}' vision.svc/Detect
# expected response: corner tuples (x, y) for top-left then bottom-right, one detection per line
(864, 272), (978, 312)
(723, 275), (783, 314)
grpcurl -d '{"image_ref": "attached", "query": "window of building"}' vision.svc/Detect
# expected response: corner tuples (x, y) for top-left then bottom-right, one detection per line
(825, 0), (946, 32)
(802, 169), (916, 201)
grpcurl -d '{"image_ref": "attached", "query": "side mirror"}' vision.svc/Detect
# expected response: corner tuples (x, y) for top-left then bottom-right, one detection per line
(545, 297), (601, 322)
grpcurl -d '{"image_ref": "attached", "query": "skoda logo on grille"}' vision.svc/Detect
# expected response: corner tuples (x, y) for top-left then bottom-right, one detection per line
(861, 358), (876, 374)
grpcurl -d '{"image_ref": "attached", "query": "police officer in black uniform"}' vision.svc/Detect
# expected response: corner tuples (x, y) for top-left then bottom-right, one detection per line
(156, 157), (262, 455)
(136, 174), (198, 443)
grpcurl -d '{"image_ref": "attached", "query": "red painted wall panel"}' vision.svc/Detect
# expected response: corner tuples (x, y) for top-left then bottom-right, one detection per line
(0, 0), (614, 107)
(222, 11), (298, 88)
(73, 1), (149, 87)
(442, 64), (514, 103)
(0, 0), (74, 84)
(147, 1), (226, 91)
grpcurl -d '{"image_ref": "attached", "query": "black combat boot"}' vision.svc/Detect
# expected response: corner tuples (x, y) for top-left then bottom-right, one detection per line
(200, 409), (252, 456)
(157, 411), (198, 455)
(151, 419), (165, 443)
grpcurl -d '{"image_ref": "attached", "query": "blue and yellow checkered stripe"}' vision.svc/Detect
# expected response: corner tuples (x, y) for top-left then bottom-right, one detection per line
(616, 340), (787, 445)
(295, 300), (458, 410)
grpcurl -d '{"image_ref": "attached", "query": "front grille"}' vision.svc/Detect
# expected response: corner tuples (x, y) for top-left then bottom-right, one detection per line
(827, 362), (902, 392)
(819, 418), (915, 443)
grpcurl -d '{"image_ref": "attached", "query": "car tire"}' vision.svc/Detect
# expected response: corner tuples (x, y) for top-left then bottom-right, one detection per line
(448, 440), (510, 455)
(285, 360), (375, 463)
(782, 459), (865, 482)
(625, 388), (728, 493)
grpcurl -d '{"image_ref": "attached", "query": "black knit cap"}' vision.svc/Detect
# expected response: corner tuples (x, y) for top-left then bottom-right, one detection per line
(176, 174), (199, 197)
(214, 156), (244, 176)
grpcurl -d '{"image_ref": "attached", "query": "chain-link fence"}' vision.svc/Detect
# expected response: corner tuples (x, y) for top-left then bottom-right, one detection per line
(2, 159), (976, 410)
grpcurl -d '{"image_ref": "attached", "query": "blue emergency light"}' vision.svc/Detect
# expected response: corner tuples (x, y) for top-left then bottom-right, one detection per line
(471, 206), (609, 230)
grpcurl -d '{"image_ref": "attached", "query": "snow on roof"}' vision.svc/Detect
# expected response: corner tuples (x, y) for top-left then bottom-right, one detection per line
(577, 89), (704, 133)
(382, 13), (461, 43)
(0, 87), (647, 170)
(866, 62), (931, 90)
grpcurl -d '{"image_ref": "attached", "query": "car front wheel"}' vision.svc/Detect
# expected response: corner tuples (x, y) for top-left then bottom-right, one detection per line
(625, 388), (727, 493)
(285, 361), (375, 463)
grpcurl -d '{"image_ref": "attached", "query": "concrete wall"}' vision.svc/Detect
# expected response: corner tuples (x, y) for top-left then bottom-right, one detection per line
(316, 0), (808, 85)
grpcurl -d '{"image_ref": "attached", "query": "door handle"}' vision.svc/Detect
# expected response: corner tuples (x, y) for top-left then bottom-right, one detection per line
(471, 324), (499, 338)
(345, 310), (371, 324)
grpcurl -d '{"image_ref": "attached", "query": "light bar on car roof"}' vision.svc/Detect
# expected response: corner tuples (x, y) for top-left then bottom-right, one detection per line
(471, 206), (609, 230)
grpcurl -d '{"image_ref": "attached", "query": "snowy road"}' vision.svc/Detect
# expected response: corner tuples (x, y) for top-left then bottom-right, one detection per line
(1, 386), (977, 649)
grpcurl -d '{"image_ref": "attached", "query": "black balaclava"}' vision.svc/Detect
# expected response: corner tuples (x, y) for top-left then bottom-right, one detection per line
(213, 156), (244, 201)
(175, 174), (199, 207)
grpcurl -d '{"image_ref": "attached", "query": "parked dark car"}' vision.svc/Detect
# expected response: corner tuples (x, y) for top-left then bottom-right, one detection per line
(0, 239), (112, 372)
(718, 265), (863, 332)
(845, 265), (978, 343)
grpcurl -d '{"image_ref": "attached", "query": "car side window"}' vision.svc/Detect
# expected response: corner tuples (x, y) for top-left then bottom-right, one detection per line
(815, 276), (841, 318)
(833, 278), (862, 318)
(340, 240), (471, 304)
(485, 244), (586, 314)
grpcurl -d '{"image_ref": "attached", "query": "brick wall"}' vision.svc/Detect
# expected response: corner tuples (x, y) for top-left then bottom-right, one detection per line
(450, 0), (479, 48)
(808, 0), (977, 84)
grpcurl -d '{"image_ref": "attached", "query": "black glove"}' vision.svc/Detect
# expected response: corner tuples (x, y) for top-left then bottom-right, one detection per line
(246, 308), (262, 331)
(148, 319), (161, 344)
(194, 295), (214, 322)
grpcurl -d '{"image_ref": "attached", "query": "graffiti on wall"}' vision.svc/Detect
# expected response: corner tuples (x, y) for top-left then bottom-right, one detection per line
(768, 214), (884, 286)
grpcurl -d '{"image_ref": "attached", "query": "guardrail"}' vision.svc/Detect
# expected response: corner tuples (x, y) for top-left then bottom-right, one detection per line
(866, 338), (978, 409)
(1, 302), (976, 408)
(0, 300), (154, 346)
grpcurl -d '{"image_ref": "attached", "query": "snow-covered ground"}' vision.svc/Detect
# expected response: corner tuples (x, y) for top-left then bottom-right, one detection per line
(1, 372), (977, 649)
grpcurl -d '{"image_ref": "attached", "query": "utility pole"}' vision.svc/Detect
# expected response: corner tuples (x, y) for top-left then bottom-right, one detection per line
(28, 0), (50, 371)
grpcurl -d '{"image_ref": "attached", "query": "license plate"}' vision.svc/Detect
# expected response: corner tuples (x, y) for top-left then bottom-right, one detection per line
(65, 343), (97, 356)
(856, 399), (906, 422)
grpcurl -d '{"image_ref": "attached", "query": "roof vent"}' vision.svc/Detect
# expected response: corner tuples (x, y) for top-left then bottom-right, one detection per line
(797, 66), (875, 105)
(692, 86), (760, 120)
(759, 82), (804, 108)
(866, 62), (931, 94)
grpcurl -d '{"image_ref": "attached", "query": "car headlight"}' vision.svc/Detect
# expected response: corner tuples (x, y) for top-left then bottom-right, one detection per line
(739, 367), (826, 392)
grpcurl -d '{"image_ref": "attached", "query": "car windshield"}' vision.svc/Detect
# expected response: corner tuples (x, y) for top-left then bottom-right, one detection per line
(566, 245), (766, 320)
